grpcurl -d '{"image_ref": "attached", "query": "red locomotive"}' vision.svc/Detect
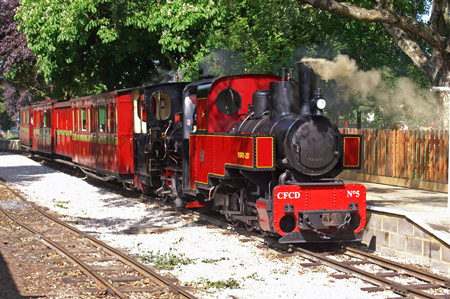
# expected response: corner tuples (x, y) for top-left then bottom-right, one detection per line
(19, 63), (366, 243)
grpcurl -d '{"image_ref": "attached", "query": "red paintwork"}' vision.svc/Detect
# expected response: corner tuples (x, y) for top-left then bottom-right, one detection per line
(20, 88), (136, 182)
(343, 136), (361, 168)
(71, 92), (134, 177)
(116, 94), (134, 175)
(272, 184), (367, 236)
(207, 74), (279, 133)
(255, 137), (273, 168)
(54, 101), (72, 157)
(185, 201), (208, 208)
(256, 201), (271, 232)
(189, 134), (274, 189)
(71, 95), (94, 167)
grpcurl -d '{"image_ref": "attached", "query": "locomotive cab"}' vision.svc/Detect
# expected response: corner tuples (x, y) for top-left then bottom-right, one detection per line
(133, 82), (188, 197)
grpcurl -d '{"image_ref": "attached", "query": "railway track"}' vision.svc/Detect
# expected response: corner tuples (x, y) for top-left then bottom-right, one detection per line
(141, 190), (450, 298)
(140, 189), (450, 298)
(2, 158), (450, 298)
(0, 180), (197, 299)
(258, 237), (450, 298)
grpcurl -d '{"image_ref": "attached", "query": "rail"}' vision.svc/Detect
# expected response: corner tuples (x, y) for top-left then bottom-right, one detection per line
(0, 180), (197, 299)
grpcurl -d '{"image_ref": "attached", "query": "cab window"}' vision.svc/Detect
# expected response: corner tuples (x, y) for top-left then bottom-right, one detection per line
(151, 92), (171, 121)
(216, 88), (241, 115)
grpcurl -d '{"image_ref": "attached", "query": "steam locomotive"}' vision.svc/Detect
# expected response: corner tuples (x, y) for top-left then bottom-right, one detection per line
(19, 62), (366, 243)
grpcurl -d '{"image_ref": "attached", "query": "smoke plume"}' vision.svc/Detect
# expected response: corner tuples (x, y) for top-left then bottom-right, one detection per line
(301, 54), (437, 128)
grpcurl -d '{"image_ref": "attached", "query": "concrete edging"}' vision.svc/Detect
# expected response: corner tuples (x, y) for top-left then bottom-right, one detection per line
(362, 208), (450, 274)
(0, 140), (21, 152)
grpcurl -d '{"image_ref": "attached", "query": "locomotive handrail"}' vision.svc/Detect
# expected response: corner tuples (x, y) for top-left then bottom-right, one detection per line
(237, 111), (254, 132)
(129, 137), (134, 157)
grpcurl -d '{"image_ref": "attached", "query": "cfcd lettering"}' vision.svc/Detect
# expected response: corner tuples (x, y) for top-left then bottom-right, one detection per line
(276, 191), (301, 200)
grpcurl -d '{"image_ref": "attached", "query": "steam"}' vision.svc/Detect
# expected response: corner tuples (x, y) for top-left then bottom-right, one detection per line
(199, 49), (245, 77)
(301, 54), (437, 127)
(301, 55), (382, 99)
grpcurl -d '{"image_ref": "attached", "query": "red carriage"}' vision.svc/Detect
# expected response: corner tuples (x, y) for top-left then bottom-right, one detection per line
(30, 100), (57, 154)
(53, 101), (72, 158)
(70, 90), (136, 182)
(19, 106), (33, 148)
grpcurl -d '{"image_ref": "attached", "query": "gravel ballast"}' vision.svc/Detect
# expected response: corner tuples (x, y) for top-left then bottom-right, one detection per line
(0, 152), (397, 298)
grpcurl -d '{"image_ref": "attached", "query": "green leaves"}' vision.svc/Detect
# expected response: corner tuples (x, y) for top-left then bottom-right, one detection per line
(15, 0), (223, 97)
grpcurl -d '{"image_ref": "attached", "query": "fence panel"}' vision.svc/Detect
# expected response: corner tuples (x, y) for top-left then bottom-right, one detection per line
(341, 128), (449, 183)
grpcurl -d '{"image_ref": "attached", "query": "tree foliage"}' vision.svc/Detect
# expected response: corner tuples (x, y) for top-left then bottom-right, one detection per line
(296, 0), (449, 88)
(0, 0), (49, 120)
(16, 0), (221, 99)
(200, 0), (433, 127)
(11, 0), (438, 128)
(0, 86), (16, 130)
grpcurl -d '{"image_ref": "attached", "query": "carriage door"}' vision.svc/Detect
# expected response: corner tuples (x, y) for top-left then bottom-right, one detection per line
(132, 90), (148, 181)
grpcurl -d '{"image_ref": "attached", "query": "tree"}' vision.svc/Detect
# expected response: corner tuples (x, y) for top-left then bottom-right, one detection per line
(0, 86), (15, 131)
(16, 0), (221, 98)
(0, 0), (50, 120)
(296, 0), (449, 88)
(200, 0), (433, 128)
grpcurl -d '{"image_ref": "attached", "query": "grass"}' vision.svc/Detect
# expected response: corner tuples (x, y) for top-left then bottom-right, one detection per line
(52, 199), (69, 209)
(3, 135), (19, 140)
(184, 277), (240, 290)
(246, 272), (265, 281)
(139, 249), (192, 270)
(201, 257), (230, 264)
(134, 238), (192, 270)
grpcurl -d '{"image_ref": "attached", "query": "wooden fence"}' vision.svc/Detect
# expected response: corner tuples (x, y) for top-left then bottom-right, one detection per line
(341, 129), (449, 184)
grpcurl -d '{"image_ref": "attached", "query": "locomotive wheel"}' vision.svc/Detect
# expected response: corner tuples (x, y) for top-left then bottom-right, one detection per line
(243, 201), (258, 232)
(161, 193), (171, 203)
(224, 192), (240, 224)
(244, 222), (254, 232)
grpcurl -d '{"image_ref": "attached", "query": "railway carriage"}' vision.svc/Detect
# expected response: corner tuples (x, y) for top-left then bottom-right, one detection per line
(71, 89), (136, 182)
(19, 106), (33, 148)
(53, 101), (73, 158)
(31, 100), (57, 154)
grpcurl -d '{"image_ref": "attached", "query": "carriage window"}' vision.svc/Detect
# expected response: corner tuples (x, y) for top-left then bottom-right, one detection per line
(47, 110), (51, 127)
(81, 108), (87, 131)
(216, 88), (241, 115)
(98, 106), (106, 132)
(109, 104), (117, 134)
(151, 92), (171, 120)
